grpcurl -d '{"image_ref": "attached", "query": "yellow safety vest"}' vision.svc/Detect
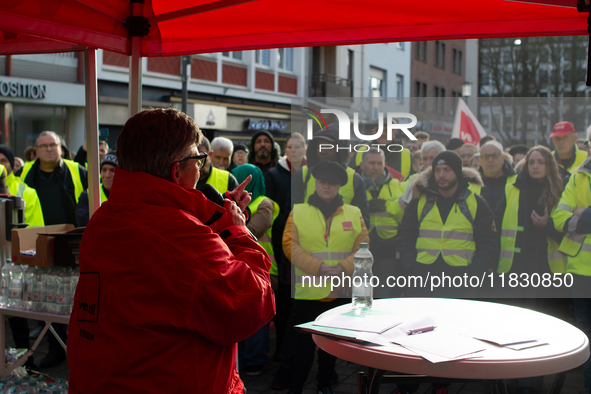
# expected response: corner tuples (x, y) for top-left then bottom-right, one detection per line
(553, 146), (587, 175)
(366, 178), (404, 239)
(249, 196), (280, 275)
(302, 165), (355, 204)
(6, 173), (45, 228)
(416, 191), (477, 267)
(205, 166), (230, 194)
(469, 174), (517, 195)
(552, 161), (591, 276)
(499, 183), (566, 274)
(292, 203), (361, 300)
(100, 183), (109, 204)
(20, 159), (84, 203)
(355, 148), (412, 181)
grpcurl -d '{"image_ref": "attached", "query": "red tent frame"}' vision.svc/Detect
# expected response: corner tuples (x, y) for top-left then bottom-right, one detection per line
(0, 0), (589, 216)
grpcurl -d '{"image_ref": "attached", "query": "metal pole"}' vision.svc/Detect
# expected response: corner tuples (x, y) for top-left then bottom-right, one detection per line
(84, 48), (101, 218)
(181, 55), (190, 113)
(128, 1), (144, 117)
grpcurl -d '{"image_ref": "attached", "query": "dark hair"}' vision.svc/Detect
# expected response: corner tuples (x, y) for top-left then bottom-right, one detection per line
(198, 133), (211, 153)
(522, 146), (563, 209)
(117, 108), (200, 181)
(479, 135), (497, 146)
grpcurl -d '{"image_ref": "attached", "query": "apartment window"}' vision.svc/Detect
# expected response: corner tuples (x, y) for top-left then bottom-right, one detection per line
(452, 49), (463, 75)
(255, 49), (270, 66)
(415, 42), (427, 62)
(278, 48), (293, 71)
(370, 66), (386, 97)
(222, 51), (243, 61)
(434, 86), (445, 113)
(396, 74), (404, 101)
(435, 41), (445, 69)
(415, 80), (427, 111)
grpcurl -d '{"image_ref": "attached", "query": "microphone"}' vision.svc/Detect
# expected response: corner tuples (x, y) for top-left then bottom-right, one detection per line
(201, 184), (225, 207)
(200, 184), (256, 241)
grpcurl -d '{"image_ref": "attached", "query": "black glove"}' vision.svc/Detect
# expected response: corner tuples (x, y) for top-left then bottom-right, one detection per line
(368, 198), (387, 213)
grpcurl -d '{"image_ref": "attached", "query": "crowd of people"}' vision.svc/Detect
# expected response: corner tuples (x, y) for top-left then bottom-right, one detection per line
(5, 109), (591, 394)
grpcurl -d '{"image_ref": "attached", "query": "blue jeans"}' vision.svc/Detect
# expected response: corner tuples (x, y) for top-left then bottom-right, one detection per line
(238, 323), (269, 369)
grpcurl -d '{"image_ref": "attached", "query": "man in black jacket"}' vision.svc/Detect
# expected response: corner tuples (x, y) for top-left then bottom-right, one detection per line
(398, 151), (499, 296)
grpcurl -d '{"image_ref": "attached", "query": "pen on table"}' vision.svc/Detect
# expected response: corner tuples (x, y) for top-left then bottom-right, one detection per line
(407, 326), (436, 335)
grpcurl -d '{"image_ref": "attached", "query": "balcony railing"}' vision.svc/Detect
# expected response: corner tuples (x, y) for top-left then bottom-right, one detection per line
(310, 73), (353, 97)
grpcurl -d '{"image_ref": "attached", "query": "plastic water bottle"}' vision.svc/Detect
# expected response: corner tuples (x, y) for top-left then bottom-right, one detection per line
(27, 381), (38, 394)
(8, 264), (23, 309)
(45, 267), (58, 314)
(22, 266), (35, 311)
(32, 267), (47, 312)
(70, 268), (80, 314)
(352, 243), (374, 311)
(0, 260), (11, 308)
(56, 269), (71, 315)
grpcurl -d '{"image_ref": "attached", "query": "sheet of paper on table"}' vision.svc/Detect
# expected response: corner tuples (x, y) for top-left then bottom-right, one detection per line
(312, 313), (404, 334)
(459, 326), (547, 348)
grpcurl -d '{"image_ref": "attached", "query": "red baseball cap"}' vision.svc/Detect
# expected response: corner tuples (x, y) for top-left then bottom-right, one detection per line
(550, 121), (576, 138)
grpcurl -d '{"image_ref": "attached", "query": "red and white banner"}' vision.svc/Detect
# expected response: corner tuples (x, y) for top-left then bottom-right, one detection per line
(451, 98), (487, 147)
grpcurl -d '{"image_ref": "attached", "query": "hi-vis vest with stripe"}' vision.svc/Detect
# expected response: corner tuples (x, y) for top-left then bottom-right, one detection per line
(6, 173), (45, 228)
(499, 183), (566, 274)
(206, 166), (230, 194)
(355, 148), (412, 181)
(20, 159), (84, 203)
(302, 165), (355, 204)
(552, 161), (591, 276)
(249, 196), (280, 275)
(292, 203), (361, 300)
(366, 178), (403, 239)
(416, 190), (477, 267)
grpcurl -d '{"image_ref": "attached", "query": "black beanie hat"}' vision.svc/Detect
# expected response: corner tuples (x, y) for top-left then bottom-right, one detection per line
(432, 151), (463, 180)
(234, 144), (248, 153)
(101, 151), (118, 170)
(0, 145), (14, 170)
(446, 138), (465, 151)
(311, 161), (348, 186)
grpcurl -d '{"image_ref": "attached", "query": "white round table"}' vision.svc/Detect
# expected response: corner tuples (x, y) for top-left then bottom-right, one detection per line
(312, 298), (589, 394)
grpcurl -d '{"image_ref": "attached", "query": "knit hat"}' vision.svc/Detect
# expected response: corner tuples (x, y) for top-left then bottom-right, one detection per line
(311, 161), (348, 186)
(250, 130), (275, 151)
(234, 144), (248, 153)
(446, 138), (465, 151)
(0, 145), (14, 170)
(432, 151), (463, 180)
(101, 151), (118, 170)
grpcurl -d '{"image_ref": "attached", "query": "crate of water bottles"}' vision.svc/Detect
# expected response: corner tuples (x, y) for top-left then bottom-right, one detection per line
(0, 375), (69, 393)
(0, 260), (80, 315)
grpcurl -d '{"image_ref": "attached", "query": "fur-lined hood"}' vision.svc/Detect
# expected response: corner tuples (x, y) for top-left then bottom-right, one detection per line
(411, 166), (484, 199)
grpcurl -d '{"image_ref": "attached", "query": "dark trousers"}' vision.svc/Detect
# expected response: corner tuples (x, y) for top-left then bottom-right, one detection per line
(273, 280), (293, 358)
(8, 317), (29, 349)
(47, 323), (67, 356)
(289, 298), (347, 394)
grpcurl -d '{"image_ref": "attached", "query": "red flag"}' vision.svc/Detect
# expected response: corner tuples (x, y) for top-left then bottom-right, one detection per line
(451, 99), (487, 147)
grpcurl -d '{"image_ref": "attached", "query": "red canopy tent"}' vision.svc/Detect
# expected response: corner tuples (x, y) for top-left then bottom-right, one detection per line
(0, 0), (588, 214)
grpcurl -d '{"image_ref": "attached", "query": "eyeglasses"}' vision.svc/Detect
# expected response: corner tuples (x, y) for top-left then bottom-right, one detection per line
(37, 143), (59, 150)
(175, 153), (208, 169)
(481, 153), (502, 161)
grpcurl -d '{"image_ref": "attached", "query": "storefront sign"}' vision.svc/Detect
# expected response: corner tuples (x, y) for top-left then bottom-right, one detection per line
(0, 81), (46, 99)
(246, 119), (286, 132)
(193, 104), (227, 129)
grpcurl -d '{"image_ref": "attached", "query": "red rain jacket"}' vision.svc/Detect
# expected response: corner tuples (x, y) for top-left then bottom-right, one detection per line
(68, 168), (275, 393)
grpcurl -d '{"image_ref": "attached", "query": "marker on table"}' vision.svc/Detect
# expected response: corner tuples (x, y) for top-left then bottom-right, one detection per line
(407, 326), (436, 335)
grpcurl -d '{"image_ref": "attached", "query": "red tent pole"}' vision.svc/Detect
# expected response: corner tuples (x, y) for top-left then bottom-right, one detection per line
(84, 48), (101, 217)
